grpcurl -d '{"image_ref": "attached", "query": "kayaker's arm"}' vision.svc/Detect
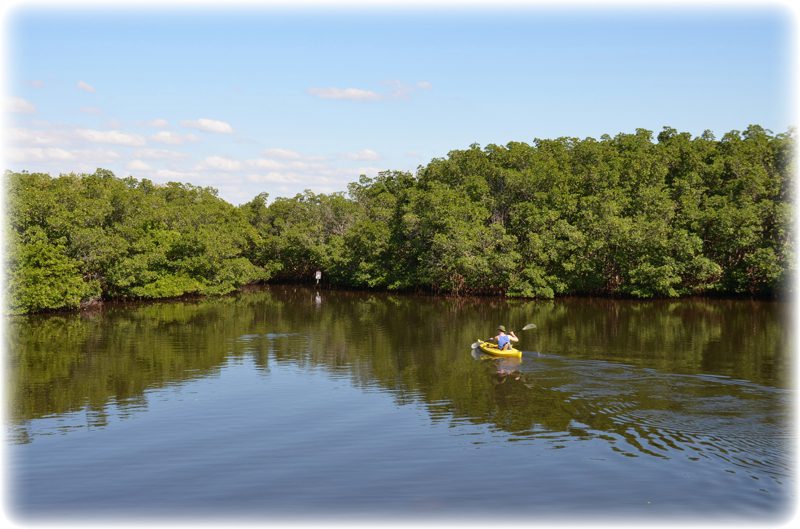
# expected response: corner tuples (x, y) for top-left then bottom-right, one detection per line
(509, 331), (519, 342)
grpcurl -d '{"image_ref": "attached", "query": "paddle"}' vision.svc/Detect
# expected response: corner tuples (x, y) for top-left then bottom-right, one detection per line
(471, 323), (536, 349)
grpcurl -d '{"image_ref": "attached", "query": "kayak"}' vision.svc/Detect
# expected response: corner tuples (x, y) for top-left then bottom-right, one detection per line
(476, 339), (522, 358)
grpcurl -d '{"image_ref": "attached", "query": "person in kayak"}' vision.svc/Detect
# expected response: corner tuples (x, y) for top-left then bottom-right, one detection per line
(490, 325), (518, 350)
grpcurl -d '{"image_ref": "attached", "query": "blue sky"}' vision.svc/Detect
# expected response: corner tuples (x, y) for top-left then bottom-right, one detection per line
(4, 3), (796, 204)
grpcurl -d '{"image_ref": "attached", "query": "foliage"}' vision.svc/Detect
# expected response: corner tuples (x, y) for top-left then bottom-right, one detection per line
(5, 170), (269, 313)
(4, 125), (793, 313)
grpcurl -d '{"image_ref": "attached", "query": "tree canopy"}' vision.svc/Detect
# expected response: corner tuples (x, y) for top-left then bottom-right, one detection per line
(5, 125), (794, 314)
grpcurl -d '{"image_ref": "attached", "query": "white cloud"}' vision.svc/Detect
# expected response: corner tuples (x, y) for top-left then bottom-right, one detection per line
(247, 157), (330, 172)
(383, 80), (433, 99)
(287, 160), (326, 171)
(147, 118), (169, 128)
(202, 156), (242, 171)
(155, 168), (197, 180)
(104, 118), (123, 129)
(263, 147), (302, 160)
(354, 166), (382, 178)
(345, 149), (380, 161)
(7, 127), (60, 145)
(6, 147), (76, 163)
(127, 160), (152, 171)
(7, 97), (36, 114)
(309, 81), (431, 102)
(132, 148), (188, 160)
(74, 149), (121, 163)
(247, 149), (330, 173)
(77, 80), (96, 93)
(84, 149), (121, 162)
(383, 80), (412, 99)
(151, 130), (197, 145)
(241, 159), (378, 194)
(5, 147), (120, 164)
(180, 118), (234, 134)
(245, 172), (305, 184)
(307, 87), (381, 101)
(8, 124), (380, 203)
(248, 158), (285, 170)
(76, 128), (146, 146)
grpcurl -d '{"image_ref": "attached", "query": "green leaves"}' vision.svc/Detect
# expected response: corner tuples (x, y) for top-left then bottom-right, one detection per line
(6, 170), (274, 312)
(4, 125), (793, 314)
(7, 227), (100, 313)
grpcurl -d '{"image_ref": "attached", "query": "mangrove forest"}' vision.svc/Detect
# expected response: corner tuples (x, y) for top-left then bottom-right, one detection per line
(4, 125), (794, 314)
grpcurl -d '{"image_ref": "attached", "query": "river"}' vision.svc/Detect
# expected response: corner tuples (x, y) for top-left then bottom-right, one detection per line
(4, 285), (794, 523)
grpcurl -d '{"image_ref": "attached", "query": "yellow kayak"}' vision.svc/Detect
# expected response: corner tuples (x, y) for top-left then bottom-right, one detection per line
(477, 339), (522, 358)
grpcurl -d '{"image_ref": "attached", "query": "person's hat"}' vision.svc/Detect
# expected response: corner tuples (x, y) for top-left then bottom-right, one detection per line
(497, 325), (506, 332)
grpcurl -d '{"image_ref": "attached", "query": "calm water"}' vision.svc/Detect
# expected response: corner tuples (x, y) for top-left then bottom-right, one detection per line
(5, 286), (794, 522)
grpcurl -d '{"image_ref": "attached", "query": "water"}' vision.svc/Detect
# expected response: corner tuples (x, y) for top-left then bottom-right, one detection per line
(4, 286), (794, 523)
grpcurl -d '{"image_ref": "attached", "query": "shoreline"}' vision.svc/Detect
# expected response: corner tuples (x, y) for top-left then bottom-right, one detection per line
(6, 280), (788, 318)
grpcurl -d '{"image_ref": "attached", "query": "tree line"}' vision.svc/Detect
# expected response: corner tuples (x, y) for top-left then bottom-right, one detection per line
(5, 125), (793, 314)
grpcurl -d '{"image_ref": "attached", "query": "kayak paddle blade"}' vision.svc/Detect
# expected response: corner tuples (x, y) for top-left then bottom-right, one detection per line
(522, 323), (537, 331)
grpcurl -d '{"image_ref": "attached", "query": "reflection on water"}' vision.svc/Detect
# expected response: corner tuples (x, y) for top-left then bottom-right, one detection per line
(5, 285), (793, 519)
(472, 350), (789, 483)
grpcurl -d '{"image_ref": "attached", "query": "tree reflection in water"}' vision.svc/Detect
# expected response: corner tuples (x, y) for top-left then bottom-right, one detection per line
(8, 284), (790, 483)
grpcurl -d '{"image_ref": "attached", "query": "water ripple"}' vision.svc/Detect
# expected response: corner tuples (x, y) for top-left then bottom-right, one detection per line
(475, 353), (792, 482)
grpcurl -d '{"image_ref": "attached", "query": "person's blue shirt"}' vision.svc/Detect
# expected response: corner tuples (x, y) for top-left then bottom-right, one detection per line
(497, 334), (511, 349)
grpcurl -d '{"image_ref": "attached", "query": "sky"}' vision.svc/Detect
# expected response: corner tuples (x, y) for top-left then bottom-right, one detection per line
(2, 1), (797, 205)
